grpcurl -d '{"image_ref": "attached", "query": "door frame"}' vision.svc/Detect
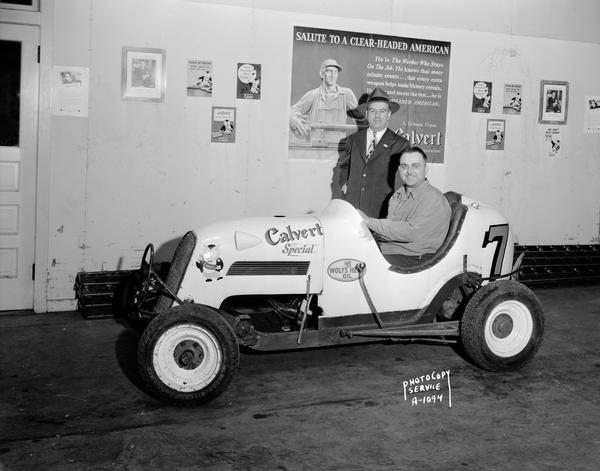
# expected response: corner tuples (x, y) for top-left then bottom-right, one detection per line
(0, 1), (53, 312)
(34, 0), (54, 312)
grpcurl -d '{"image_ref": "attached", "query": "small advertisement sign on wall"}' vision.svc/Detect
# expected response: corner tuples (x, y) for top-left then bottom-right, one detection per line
(187, 60), (213, 97)
(237, 63), (261, 99)
(472, 81), (492, 113)
(485, 119), (505, 150)
(584, 96), (600, 133)
(52, 66), (89, 116)
(211, 107), (236, 143)
(544, 127), (561, 157)
(503, 83), (522, 115)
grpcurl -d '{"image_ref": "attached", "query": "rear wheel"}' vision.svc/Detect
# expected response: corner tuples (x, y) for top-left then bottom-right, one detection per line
(460, 280), (544, 371)
(138, 304), (239, 405)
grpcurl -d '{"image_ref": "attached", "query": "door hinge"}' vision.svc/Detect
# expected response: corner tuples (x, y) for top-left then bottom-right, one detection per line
(32, 263), (35, 280)
(37, 45), (40, 63)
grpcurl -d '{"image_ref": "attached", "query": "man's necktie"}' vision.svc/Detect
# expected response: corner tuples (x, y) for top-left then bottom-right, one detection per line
(367, 135), (376, 160)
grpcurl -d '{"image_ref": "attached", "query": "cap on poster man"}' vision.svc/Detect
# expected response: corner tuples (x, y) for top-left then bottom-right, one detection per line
(319, 58), (343, 73)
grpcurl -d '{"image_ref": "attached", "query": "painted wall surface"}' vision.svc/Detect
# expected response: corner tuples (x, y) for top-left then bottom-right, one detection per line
(43, 0), (600, 309)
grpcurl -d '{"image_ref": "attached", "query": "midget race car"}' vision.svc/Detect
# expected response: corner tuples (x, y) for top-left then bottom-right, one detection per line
(132, 192), (544, 406)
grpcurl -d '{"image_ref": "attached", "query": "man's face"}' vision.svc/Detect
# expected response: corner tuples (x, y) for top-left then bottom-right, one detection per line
(398, 151), (428, 189)
(366, 101), (391, 132)
(321, 66), (339, 87)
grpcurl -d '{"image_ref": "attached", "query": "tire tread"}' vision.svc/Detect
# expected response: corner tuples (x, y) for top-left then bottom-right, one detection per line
(460, 280), (544, 372)
(137, 304), (240, 406)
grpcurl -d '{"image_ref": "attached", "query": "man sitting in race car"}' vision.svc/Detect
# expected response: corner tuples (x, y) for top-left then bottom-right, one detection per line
(356, 146), (451, 268)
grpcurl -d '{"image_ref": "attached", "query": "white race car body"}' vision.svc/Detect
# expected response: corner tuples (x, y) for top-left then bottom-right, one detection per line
(135, 194), (542, 406)
(174, 197), (513, 318)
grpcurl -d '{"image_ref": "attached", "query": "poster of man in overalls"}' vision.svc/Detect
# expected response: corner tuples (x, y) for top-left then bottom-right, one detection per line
(288, 26), (451, 163)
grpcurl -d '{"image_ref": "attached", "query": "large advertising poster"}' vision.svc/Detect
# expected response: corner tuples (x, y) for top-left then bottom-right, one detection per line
(289, 26), (451, 163)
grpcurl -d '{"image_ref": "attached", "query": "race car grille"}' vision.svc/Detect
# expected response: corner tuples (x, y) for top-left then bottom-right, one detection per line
(154, 231), (197, 312)
(226, 261), (310, 276)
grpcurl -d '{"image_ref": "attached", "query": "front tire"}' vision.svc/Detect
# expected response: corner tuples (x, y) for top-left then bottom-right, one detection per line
(138, 304), (239, 405)
(460, 280), (544, 372)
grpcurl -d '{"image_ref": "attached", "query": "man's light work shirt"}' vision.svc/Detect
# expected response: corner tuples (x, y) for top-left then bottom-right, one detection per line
(365, 180), (451, 256)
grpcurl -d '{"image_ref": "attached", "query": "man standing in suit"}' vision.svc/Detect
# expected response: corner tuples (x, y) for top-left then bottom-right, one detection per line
(333, 87), (409, 218)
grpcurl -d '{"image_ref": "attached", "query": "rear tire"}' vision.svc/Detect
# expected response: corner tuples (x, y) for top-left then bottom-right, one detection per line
(460, 280), (544, 372)
(138, 304), (239, 405)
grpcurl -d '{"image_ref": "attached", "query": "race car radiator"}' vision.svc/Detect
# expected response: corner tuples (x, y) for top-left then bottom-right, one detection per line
(154, 231), (197, 312)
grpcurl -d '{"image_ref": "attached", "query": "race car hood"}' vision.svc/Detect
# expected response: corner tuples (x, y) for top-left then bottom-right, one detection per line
(183, 211), (325, 299)
(176, 200), (367, 303)
(194, 214), (324, 261)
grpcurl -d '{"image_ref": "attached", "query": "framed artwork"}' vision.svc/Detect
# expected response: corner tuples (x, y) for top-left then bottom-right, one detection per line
(539, 80), (568, 124)
(121, 47), (166, 102)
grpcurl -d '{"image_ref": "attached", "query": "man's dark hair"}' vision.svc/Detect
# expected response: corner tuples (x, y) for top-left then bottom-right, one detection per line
(400, 146), (428, 161)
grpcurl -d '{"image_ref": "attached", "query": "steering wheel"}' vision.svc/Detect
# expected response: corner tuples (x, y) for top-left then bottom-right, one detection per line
(140, 243), (155, 285)
(135, 243), (155, 311)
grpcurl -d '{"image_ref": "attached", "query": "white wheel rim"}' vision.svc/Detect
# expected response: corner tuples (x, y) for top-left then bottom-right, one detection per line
(152, 324), (222, 392)
(484, 300), (533, 357)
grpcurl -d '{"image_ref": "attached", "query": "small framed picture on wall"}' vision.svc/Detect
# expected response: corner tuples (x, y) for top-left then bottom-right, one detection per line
(121, 47), (166, 102)
(539, 80), (569, 124)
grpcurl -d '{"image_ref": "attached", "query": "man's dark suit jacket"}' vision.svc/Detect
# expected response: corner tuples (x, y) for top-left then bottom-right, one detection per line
(333, 128), (410, 218)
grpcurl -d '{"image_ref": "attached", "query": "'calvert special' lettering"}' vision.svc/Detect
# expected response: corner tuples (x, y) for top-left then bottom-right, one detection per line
(281, 244), (317, 256)
(265, 223), (323, 246)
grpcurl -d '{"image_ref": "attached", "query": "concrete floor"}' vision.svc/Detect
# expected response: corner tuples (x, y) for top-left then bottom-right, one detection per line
(0, 285), (599, 471)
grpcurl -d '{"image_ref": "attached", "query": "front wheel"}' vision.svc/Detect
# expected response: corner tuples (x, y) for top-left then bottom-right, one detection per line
(137, 304), (239, 405)
(460, 280), (544, 372)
